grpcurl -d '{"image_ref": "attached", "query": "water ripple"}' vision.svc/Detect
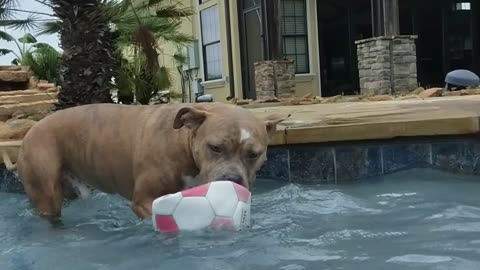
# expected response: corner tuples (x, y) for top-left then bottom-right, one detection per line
(2, 169), (480, 270)
(387, 254), (452, 264)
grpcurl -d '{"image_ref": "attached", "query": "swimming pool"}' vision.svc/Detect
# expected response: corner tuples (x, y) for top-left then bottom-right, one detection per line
(1, 168), (479, 270)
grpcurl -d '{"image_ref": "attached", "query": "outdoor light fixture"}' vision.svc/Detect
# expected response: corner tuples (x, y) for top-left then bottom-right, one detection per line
(454, 2), (471, 11)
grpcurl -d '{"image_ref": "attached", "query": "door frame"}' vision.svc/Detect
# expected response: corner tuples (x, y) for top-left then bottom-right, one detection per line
(238, 0), (268, 99)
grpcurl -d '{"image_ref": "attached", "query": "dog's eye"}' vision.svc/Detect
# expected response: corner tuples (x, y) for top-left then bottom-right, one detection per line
(248, 152), (260, 159)
(209, 144), (222, 153)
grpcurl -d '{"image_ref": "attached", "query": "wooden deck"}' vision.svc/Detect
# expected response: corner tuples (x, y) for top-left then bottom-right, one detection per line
(3, 95), (480, 170)
(250, 95), (480, 145)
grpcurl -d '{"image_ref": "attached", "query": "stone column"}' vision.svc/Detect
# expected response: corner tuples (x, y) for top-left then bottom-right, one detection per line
(274, 60), (296, 98)
(391, 36), (418, 93)
(356, 35), (418, 95)
(254, 60), (296, 99)
(254, 61), (276, 100)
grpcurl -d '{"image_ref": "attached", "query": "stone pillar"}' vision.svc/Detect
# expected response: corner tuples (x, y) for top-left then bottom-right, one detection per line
(254, 60), (296, 99)
(274, 60), (295, 98)
(356, 35), (418, 95)
(391, 36), (418, 93)
(254, 61), (276, 100)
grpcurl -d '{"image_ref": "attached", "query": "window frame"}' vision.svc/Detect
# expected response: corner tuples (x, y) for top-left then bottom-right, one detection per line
(200, 5), (223, 81)
(281, 0), (310, 74)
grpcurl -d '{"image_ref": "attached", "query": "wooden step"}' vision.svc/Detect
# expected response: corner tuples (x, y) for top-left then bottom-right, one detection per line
(0, 93), (58, 105)
(0, 66), (22, 71)
(0, 141), (22, 170)
(0, 146), (20, 170)
(0, 70), (31, 82)
(0, 89), (43, 96)
(0, 65), (30, 71)
(0, 100), (56, 117)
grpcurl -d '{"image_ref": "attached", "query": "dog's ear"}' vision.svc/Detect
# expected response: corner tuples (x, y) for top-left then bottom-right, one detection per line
(173, 107), (209, 130)
(263, 113), (290, 136)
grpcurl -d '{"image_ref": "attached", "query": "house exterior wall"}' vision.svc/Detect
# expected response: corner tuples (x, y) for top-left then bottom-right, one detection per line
(291, 0), (321, 98)
(163, 0), (321, 102)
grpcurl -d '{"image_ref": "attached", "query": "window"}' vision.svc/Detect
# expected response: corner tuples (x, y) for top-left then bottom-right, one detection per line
(199, 0), (210, 4)
(241, 0), (260, 9)
(200, 5), (223, 81)
(281, 0), (309, 74)
(454, 2), (471, 11)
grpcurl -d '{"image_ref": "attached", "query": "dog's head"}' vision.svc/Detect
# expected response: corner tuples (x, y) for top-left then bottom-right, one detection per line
(173, 103), (287, 190)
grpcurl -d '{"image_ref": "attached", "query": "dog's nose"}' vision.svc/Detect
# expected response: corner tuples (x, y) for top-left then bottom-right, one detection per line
(220, 174), (243, 185)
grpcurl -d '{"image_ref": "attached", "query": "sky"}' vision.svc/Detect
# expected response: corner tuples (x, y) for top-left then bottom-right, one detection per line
(0, 0), (61, 65)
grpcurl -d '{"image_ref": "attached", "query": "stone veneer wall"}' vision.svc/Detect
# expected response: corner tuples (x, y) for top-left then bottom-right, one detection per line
(356, 35), (418, 95)
(254, 60), (295, 100)
(256, 136), (480, 183)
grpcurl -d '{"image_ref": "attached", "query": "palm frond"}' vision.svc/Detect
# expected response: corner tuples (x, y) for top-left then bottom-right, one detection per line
(0, 14), (40, 31)
(146, 0), (166, 6)
(0, 29), (14, 41)
(33, 42), (56, 50)
(155, 65), (171, 90)
(0, 0), (20, 20)
(103, 0), (130, 21)
(173, 51), (187, 66)
(20, 46), (62, 84)
(18, 33), (37, 43)
(133, 25), (159, 72)
(0, 48), (13, 56)
(36, 20), (61, 36)
(159, 32), (192, 44)
(117, 59), (135, 98)
(155, 6), (193, 18)
(125, 15), (187, 41)
(32, 0), (54, 9)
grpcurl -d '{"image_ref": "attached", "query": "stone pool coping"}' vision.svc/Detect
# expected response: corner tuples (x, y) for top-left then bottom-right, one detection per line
(252, 95), (480, 145)
(3, 95), (480, 191)
(1, 95), (480, 167)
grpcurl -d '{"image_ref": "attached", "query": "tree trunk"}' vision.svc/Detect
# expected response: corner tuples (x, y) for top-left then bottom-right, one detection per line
(52, 0), (119, 110)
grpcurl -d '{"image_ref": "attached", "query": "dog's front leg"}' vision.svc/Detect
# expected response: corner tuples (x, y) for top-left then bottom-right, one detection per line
(131, 200), (153, 219)
(131, 183), (155, 219)
(130, 174), (176, 219)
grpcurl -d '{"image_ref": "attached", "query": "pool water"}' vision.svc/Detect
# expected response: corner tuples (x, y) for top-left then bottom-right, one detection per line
(1, 168), (480, 270)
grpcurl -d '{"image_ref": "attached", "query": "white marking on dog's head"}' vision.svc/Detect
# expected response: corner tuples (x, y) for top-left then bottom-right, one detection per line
(240, 128), (251, 143)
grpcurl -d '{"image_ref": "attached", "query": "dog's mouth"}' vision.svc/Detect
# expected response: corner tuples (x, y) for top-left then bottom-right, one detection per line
(210, 179), (248, 191)
(182, 176), (249, 190)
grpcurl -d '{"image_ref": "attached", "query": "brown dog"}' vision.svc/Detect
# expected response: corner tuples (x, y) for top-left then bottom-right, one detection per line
(17, 102), (285, 223)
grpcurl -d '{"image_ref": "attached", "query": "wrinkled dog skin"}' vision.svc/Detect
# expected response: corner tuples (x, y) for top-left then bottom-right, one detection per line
(17, 102), (286, 223)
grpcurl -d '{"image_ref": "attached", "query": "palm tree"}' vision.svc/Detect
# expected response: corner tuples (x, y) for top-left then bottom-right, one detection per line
(105, 0), (193, 104)
(1, 0), (193, 106)
(1, 0), (118, 109)
(51, 0), (118, 109)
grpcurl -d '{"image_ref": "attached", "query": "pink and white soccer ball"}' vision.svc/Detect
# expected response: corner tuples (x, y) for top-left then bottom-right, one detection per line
(152, 181), (251, 233)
